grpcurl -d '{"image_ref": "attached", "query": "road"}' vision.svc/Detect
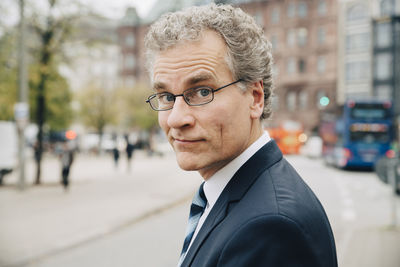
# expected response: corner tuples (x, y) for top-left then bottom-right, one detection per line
(1, 152), (400, 267)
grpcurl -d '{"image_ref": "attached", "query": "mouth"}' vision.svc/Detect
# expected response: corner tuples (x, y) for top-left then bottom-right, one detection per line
(172, 137), (206, 148)
(174, 138), (204, 143)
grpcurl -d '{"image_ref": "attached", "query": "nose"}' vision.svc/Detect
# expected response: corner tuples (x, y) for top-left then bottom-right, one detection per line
(166, 96), (195, 129)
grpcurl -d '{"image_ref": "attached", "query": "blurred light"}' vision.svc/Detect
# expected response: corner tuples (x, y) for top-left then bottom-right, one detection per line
(347, 101), (355, 108)
(298, 133), (308, 143)
(319, 96), (330, 107)
(65, 130), (77, 140)
(386, 149), (396, 159)
(343, 148), (352, 159)
(383, 101), (392, 109)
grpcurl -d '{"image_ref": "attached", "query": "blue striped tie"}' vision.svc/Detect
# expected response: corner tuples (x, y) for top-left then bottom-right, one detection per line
(178, 183), (207, 266)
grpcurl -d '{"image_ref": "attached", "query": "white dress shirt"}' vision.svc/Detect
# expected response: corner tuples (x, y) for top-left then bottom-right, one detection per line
(187, 131), (271, 250)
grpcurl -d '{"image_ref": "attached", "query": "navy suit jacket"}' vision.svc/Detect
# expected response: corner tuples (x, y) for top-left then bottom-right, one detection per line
(181, 140), (338, 267)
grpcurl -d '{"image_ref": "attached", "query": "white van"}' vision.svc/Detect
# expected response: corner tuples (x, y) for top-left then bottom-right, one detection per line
(0, 121), (18, 185)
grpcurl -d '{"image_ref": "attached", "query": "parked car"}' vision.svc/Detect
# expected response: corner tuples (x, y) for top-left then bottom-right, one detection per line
(0, 121), (18, 185)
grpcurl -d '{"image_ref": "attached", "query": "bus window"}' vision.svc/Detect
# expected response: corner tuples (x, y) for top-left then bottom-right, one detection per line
(350, 131), (390, 143)
(350, 103), (391, 120)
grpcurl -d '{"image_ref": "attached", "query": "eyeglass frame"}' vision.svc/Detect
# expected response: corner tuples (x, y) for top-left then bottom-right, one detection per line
(145, 79), (243, 111)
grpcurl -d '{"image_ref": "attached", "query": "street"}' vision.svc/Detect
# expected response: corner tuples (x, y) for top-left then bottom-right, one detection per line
(0, 151), (399, 267)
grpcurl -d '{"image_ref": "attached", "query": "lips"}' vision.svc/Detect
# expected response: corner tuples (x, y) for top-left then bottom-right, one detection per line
(175, 138), (202, 142)
(171, 136), (205, 148)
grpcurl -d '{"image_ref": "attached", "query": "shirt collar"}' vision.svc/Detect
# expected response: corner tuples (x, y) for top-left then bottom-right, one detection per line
(203, 131), (271, 208)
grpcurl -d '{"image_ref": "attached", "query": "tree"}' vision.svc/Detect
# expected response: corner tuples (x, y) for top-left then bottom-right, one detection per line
(0, 30), (73, 128)
(77, 85), (119, 149)
(117, 84), (158, 132)
(0, 31), (18, 120)
(28, 62), (73, 131)
(29, 0), (79, 184)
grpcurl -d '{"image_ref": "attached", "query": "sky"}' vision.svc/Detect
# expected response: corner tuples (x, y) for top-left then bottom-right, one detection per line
(0, 0), (157, 28)
(79, 0), (157, 18)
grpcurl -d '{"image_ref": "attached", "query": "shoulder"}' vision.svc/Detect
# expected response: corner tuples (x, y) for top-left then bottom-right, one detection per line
(257, 157), (323, 219)
(236, 157), (337, 265)
(217, 214), (322, 266)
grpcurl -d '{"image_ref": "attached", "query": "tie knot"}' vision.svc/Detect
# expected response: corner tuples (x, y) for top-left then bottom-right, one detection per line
(192, 182), (207, 209)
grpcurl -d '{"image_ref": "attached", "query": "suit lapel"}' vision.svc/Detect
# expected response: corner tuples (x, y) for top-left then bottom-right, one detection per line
(182, 141), (282, 266)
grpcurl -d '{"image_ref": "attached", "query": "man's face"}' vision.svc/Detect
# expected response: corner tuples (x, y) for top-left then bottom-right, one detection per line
(153, 30), (262, 179)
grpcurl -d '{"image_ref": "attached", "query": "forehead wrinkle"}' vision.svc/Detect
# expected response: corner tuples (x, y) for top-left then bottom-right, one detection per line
(153, 38), (229, 90)
(155, 57), (221, 71)
(153, 62), (220, 83)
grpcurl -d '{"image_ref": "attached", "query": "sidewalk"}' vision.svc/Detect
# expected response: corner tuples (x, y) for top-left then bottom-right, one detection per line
(0, 151), (200, 267)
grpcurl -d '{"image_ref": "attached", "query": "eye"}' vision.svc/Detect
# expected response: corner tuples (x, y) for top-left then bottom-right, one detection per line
(196, 87), (211, 98)
(158, 93), (175, 103)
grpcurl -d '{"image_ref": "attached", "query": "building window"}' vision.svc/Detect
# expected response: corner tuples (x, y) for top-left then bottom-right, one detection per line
(254, 11), (264, 25)
(346, 61), (369, 81)
(299, 90), (308, 110)
(287, 57), (296, 74)
(287, 29), (296, 47)
(125, 33), (135, 47)
(346, 92), (368, 100)
(297, 28), (308, 46)
(287, 2), (296, 18)
(347, 4), (368, 22)
(286, 91), (297, 111)
(298, 2), (308, 18)
(375, 53), (392, 80)
(125, 54), (136, 69)
(298, 59), (306, 73)
(375, 22), (392, 48)
(318, 0), (327, 15)
(270, 34), (278, 51)
(375, 85), (392, 99)
(317, 27), (326, 44)
(271, 7), (280, 24)
(317, 56), (326, 73)
(346, 32), (370, 52)
(380, 0), (395, 17)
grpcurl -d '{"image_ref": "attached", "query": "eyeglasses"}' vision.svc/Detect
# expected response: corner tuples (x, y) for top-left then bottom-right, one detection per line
(146, 79), (242, 111)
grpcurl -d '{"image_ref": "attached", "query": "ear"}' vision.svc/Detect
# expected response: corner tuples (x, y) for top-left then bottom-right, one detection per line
(249, 80), (264, 120)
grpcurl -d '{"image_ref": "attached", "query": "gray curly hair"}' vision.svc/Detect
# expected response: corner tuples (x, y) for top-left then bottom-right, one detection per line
(144, 3), (274, 119)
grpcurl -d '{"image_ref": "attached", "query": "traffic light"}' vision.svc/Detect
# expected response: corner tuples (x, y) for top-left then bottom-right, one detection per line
(319, 96), (330, 107)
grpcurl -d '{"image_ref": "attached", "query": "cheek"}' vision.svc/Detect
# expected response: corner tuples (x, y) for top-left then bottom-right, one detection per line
(158, 113), (169, 132)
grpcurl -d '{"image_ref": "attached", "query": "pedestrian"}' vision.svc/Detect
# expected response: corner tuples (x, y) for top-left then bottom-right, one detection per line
(60, 142), (74, 191)
(144, 4), (337, 267)
(125, 136), (135, 172)
(112, 146), (120, 169)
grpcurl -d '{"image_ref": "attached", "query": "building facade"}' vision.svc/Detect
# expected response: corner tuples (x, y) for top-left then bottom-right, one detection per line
(60, 15), (120, 92)
(337, 0), (373, 104)
(117, 1), (214, 87)
(237, 0), (338, 132)
(372, 0), (400, 117)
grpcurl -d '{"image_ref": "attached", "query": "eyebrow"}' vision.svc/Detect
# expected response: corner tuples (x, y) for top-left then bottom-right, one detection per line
(153, 82), (166, 92)
(184, 73), (215, 86)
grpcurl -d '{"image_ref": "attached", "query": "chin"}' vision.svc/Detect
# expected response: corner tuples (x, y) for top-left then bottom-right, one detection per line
(175, 153), (203, 171)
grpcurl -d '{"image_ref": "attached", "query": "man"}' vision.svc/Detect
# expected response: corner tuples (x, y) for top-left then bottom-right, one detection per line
(60, 141), (74, 191)
(145, 4), (337, 267)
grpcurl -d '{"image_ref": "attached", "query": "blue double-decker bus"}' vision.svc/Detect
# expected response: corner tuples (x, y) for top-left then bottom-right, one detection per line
(320, 100), (394, 169)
